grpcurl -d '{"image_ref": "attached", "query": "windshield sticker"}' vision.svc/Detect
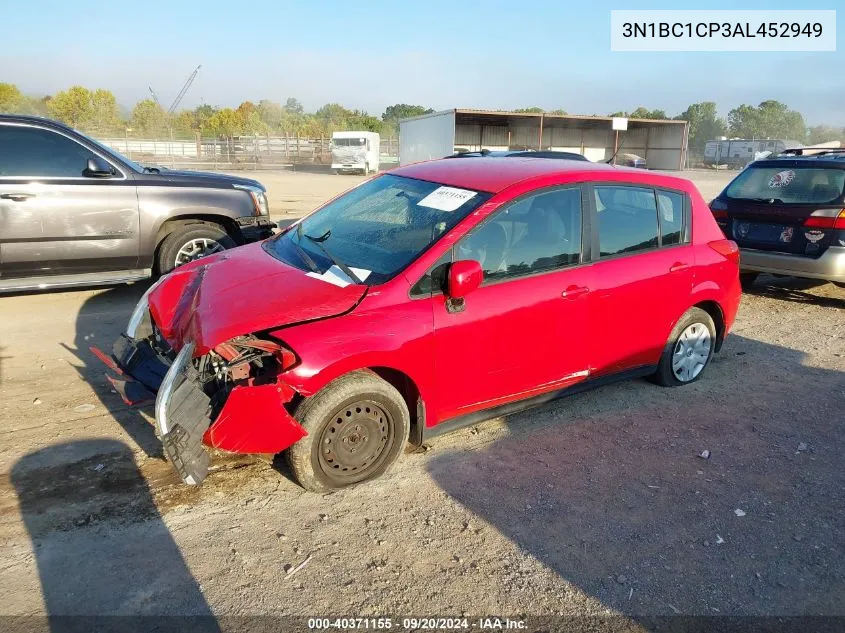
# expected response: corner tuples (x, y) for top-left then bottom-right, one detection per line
(417, 187), (477, 212)
(306, 265), (371, 288)
(768, 170), (795, 188)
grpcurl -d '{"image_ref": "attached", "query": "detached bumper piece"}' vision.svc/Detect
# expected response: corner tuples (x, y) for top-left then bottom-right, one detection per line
(156, 343), (213, 485)
(90, 335), (171, 407)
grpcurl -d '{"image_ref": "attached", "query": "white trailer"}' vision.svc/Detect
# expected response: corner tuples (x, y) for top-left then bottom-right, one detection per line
(704, 138), (804, 167)
(331, 131), (380, 175)
(399, 110), (457, 166)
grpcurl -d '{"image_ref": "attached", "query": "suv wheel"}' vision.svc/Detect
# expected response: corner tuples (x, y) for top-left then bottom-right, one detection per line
(156, 222), (236, 274)
(651, 307), (717, 387)
(286, 371), (410, 492)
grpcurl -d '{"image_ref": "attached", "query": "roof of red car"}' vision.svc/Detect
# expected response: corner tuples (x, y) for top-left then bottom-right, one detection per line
(390, 157), (676, 194)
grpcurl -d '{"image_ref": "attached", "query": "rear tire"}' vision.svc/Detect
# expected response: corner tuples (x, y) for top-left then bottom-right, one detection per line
(740, 272), (759, 291)
(286, 371), (410, 492)
(651, 307), (717, 387)
(155, 222), (236, 275)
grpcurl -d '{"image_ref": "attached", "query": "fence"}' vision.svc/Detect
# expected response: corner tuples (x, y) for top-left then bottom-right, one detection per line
(95, 134), (400, 170)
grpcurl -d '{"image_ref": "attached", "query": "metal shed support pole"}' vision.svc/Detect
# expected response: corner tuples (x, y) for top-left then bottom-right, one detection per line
(538, 114), (544, 150)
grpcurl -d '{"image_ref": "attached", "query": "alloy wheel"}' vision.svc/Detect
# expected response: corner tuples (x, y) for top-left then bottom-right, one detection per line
(174, 238), (225, 267)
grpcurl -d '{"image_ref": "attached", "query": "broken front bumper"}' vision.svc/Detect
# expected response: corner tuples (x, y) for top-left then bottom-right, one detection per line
(96, 324), (307, 486)
(155, 342), (213, 485)
(95, 335), (212, 485)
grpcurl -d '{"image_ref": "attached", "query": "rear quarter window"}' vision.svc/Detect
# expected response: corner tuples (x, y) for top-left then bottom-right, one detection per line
(725, 166), (845, 204)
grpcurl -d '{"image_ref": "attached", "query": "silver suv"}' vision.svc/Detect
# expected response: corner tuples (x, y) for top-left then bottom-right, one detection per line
(0, 115), (276, 293)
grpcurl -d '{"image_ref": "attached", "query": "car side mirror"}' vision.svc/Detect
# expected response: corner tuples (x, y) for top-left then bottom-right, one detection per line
(83, 157), (115, 178)
(446, 260), (483, 313)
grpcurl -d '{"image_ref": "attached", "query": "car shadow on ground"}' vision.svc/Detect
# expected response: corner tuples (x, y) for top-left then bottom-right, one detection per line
(10, 439), (219, 632)
(747, 276), (844, 309)
(427, 334), (845, 623)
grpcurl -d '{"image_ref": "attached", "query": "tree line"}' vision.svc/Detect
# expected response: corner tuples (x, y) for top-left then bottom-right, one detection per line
(0, 83), (432, 139)
(1, 82), (842, 147)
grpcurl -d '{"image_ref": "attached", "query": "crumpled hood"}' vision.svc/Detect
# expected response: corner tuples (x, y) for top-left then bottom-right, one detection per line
(148, 242), (366, 355)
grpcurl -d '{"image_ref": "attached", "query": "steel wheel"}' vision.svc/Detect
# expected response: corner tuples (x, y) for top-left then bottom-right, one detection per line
(671, 322), (712, 382)
(174, 238), (225, 267)
(317, 399), (393, 483)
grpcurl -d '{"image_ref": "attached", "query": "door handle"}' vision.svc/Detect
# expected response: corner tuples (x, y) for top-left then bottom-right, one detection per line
(669, 262), (691, 273)
(0, 193), (36, 202)
(561, 285), (589, 299)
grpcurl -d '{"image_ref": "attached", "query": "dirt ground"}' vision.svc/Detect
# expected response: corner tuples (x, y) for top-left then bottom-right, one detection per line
(0, 169), (843, 630)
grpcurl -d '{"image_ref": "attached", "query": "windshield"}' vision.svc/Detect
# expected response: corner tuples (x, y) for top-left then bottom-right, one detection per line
(75, 130), (144, 173)
(333, 138), (366, 147)
(264, 174), (491, 285)
(725, 166), (845, 204)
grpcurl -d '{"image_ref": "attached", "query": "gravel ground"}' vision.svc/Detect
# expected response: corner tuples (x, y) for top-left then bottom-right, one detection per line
(0, 169), (843, 629)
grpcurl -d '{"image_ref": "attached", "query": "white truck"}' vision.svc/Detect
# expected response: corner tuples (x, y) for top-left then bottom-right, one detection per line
(331, 131), (380, 175)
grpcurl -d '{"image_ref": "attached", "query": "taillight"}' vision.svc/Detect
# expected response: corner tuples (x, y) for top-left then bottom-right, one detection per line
(708, 239), (740, 265)
(712, 210), (728, 220)
(803, 209), (845, 230)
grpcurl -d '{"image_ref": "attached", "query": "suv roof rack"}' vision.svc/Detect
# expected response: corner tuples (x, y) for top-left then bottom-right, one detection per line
(445, 149), (589, 162)
(778, 147), (845, 157)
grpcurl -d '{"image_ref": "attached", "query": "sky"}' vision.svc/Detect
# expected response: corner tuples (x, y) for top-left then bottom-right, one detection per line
(1, 0), (843, 125)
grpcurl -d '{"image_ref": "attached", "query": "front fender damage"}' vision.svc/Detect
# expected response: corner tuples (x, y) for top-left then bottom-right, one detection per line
(203, 382), (306, 454)
(98, 332), (307, 485)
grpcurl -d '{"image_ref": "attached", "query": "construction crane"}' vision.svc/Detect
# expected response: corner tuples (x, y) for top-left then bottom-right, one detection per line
(148, 87), (164, 110)
(168, 65), (201, 114)
(148, 65), (202, 114)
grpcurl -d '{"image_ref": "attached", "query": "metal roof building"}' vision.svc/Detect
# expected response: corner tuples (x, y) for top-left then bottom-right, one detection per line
(399, 108), (690, 170)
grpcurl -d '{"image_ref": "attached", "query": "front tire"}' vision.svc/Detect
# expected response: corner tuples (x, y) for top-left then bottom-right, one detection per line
(286, 371), (410, 492)
(651, 307), (716, 387)
(155, 222), (236, 275)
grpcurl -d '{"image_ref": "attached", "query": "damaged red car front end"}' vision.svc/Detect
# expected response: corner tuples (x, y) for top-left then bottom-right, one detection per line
(95, 243), (364, 485)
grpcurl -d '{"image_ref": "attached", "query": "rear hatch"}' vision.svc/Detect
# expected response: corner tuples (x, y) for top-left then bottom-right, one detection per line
(711, 162), (845, 258)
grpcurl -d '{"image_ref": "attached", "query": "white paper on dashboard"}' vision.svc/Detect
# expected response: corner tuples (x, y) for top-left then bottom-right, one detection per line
(306, 265), (372, 288)
(417, 186), (477, 212)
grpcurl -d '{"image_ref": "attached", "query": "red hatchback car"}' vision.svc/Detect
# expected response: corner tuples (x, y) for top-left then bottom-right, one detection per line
(99, 157), (741, 491)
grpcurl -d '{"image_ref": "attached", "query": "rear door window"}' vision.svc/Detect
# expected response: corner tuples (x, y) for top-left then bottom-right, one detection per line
(725, 166), (845, 204)
(594, 186), (659, 257)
